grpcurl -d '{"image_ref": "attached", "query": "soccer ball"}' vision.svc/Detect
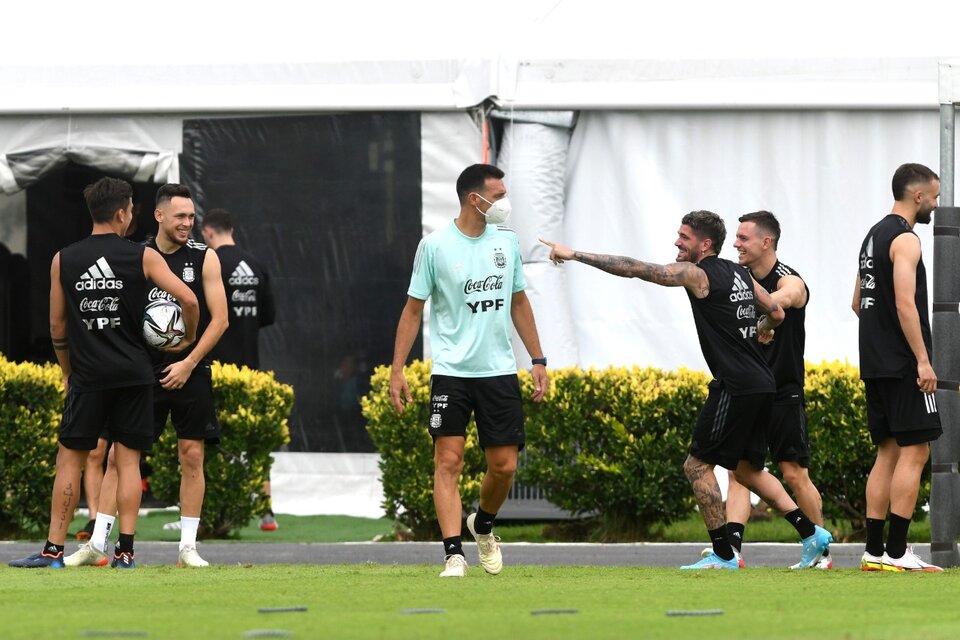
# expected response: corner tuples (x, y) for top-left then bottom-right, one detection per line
(143, 299), (185, 349)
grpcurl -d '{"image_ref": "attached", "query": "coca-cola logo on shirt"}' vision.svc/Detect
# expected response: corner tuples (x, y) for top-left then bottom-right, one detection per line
(79, 297), (120, 313)
(148, 287), (176, 303)
(463, 275), (504, 295)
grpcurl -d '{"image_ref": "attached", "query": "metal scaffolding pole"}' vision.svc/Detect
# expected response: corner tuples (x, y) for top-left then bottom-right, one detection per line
(931, 59), (960, 568)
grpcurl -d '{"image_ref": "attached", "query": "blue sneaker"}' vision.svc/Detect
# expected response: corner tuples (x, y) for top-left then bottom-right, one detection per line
(111, 550), (136, 569)
(680, 552), (740, 570)
(8, 551), (65, 569)
(797, 525), (833, 568)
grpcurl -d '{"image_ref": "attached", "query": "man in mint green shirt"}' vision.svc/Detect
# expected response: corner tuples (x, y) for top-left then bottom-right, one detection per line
(390, 164), (549, 578)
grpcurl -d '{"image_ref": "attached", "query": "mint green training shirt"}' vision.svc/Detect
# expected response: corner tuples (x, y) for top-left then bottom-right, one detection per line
(407, 221), (526, 377)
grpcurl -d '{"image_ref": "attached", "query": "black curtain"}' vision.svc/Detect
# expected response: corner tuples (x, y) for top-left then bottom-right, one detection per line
(180, 113), (423, 452)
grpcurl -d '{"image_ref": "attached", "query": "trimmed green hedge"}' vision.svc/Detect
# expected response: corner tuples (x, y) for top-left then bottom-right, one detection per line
(150, 362), (294, 538)
(0, 357), (293, 539)
(364, 360), (921, 540)
(0, 356), (62, 536)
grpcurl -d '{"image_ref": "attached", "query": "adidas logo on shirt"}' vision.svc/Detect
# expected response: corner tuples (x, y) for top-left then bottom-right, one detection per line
(728, 270), (753, 302)
(228, 260), (260, 286)
(75, 257), (124, 291)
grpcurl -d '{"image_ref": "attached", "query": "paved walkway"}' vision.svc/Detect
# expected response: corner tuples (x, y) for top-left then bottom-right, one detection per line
(1, 541), (905, 569)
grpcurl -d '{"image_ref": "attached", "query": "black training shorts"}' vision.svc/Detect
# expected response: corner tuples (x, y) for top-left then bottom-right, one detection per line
(153, 363), (221, 444)
(60, 384), (153, 451)
(864, 377), (942, 446)
(689, 382), (772, 471)
(428, 374), (525, 450)
(765, 392), (811, 467)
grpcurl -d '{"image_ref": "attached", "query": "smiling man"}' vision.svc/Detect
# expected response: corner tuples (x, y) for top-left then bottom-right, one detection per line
(70, 184), (228, 569)
(542, 209), (832, 570)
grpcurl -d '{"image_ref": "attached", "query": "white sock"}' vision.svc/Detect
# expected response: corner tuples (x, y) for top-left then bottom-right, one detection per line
(91, 513), (115, 553)
(180, 517), (200, 551)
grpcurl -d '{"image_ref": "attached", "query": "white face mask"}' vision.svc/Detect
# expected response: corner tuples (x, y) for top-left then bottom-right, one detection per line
(474, 194), (512, 224)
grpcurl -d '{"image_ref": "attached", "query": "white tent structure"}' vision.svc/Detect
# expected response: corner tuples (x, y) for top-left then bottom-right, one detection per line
(2, 1), (959, 522)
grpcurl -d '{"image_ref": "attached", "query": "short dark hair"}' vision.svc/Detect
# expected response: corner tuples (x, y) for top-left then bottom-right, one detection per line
(681, 210), (726, 255)
(83, 177), (133, 224)
(456, 164), (505, 204)
(738, 210), (781, 249)
(201, 208), (233, 234)
(156, 183), (193, 207)
(892, 163), (939, 201)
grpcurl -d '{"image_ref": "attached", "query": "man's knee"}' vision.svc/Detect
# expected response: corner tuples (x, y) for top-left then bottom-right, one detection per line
(683, 455), (710, 482)
(780, 463), (808, 489)
(178, 441), (205, 471)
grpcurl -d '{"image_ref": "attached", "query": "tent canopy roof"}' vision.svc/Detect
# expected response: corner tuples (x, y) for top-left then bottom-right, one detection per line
(3, 0), (959, 113)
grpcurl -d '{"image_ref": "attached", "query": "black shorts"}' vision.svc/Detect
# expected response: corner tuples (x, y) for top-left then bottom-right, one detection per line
(428, 374), (525, 450)
(689, 383), (772, 471)
(60, 384), (153, 452)
(765, 394), (811, 467)
(153, 363), (221, 444)
(864, 377), (942, 446)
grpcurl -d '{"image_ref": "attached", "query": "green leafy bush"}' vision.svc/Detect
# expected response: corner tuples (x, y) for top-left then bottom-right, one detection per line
(519, 366), (708, 540)
(0, 358), (292, 539)
(362, 361), (486, 540)
(0, 356), (62, 536)
(803, 361), (928, 537)
(150, 362), (294, 538)
(363, 359), (918, 541)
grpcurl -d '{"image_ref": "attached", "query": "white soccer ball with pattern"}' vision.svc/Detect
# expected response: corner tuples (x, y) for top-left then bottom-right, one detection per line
(142, 299), (185, 349)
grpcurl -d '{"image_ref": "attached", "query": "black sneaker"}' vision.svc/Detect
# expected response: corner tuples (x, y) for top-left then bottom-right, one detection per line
(111, 549), (136, 569)
(76, 519), (96, 541)
(9, 551), (65, 569)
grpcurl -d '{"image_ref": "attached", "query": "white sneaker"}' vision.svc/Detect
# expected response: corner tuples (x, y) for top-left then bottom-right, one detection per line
(177, 544), (210, 567)
(882, 547), (943, 572)
(791, 554), (833, 570)
(64, 542), (108, 567)
(466, 513), (503, 575)
(439, 554), (468, 577)
(861, 551), (884, 571)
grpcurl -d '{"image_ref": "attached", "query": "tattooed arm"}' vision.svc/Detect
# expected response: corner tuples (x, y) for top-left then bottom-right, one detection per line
(539, 238), (710, 298)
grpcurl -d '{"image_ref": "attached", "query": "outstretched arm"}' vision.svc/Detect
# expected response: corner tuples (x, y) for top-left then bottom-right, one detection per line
(540, 238), (709, 297)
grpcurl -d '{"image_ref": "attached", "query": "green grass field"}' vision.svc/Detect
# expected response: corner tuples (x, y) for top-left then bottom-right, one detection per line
(3, 565), (959, 639)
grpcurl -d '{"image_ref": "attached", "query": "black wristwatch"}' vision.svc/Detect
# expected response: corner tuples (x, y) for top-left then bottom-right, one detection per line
(532, 357), (547, 367)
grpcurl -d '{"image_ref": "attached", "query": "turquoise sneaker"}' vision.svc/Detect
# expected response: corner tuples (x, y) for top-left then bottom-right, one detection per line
(680, 552), (740, 570)
(797, 525), (832, 568)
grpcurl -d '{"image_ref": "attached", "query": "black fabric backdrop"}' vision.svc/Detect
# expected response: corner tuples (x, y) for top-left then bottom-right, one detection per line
(180, 113), (423, 452)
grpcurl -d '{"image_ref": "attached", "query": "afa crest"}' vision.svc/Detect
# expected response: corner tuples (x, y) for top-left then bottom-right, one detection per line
(493, 249), (506, 269)
(183, 266), (195, 283)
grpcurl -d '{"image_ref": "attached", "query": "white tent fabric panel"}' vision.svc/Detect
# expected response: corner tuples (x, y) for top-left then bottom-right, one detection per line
(498, 121), (579, 368)
(417, 112), (485, 362)
(0, 115), (182, 195)
(559, 110), (945, 371)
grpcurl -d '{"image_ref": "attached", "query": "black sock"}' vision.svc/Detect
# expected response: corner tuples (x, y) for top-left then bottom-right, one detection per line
(473, 507), (496, 535)
(822, 547), (830, 558)
(784, 509), (816, 540)
(885, 513), (911, 559)
(117, 533), (135, 554)
(708, 526), (735, 561)
(43, 540), (64, 557)
(442, 536), (463, 558)
(726, 522), (745, 553)
(263, 508), (274, 517)
(865, 517), (885, 556)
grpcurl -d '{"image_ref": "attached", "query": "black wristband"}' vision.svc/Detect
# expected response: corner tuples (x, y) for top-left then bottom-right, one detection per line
(532, 357), (547, 367)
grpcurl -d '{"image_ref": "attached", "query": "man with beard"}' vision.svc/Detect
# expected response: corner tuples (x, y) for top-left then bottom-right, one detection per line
(853, 163), (943, 572)
(541, 210), (832, 569)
